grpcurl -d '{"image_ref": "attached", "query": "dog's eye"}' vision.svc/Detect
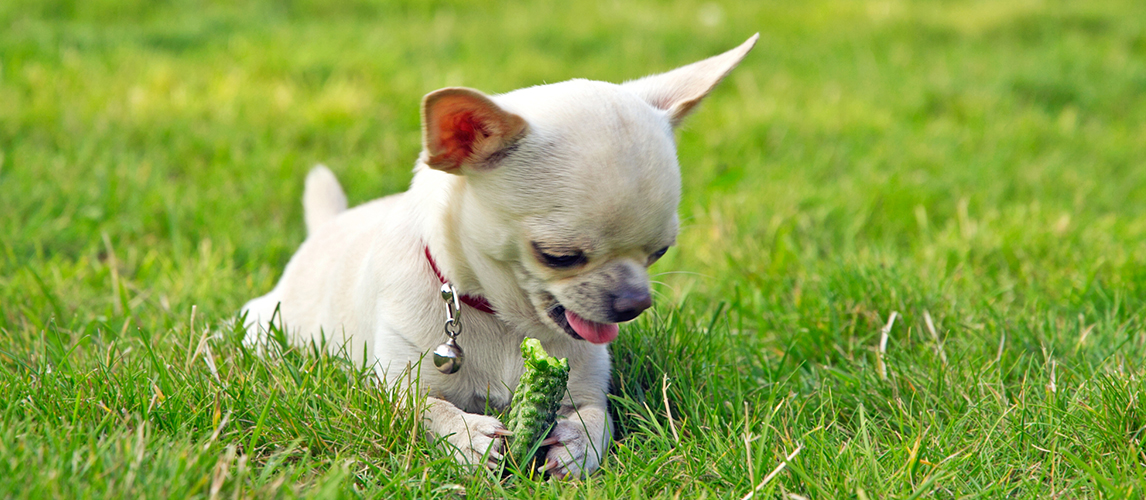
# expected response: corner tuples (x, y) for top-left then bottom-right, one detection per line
(538, 250), (587, 269)
(532, 243), (587, 269)
(648, 246), (669, 265)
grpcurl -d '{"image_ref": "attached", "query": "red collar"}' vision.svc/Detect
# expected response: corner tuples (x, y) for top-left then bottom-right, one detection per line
(423, 246), (496, 315)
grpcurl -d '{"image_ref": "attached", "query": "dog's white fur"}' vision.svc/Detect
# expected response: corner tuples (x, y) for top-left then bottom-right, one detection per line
(241, 35), (756, 478)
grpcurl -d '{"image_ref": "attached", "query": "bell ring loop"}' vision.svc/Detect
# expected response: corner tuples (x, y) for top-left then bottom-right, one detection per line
(444, 318), (462, 337)
(435, 283), (465, 374)
(441, 284), (461, 312)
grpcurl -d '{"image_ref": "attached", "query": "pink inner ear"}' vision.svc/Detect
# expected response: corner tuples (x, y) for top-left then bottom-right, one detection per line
(423, 88), (527, 171)
(432, 109), (490, 169)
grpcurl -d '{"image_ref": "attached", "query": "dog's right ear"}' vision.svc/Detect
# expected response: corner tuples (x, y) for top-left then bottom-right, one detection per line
(421, 88), (528, 173)
(624, 34), (758, 127)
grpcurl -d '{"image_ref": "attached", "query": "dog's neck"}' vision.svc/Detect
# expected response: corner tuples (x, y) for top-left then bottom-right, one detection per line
(411, 164), (546, 334)
(423, 245), (495, 314)
(413, 166), (474, 288)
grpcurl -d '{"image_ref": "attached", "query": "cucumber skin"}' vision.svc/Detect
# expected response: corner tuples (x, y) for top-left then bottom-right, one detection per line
(506, 338), (570, 466)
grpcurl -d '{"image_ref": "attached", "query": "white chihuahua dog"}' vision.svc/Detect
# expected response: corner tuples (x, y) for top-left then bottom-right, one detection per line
(242, 35), (756, 478)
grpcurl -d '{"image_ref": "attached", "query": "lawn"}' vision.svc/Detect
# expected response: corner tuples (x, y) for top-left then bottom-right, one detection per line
(3, 0), (1146, 497)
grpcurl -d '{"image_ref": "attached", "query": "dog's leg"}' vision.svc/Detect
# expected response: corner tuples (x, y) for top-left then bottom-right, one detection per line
(542, 401), (612, 478)
(422, 396), (510, 469)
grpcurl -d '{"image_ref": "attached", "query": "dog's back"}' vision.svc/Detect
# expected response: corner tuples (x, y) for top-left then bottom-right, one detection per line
(240, 169), (415, 364)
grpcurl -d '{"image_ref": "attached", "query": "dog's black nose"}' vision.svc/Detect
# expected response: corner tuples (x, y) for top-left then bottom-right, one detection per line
(610, 289), (652, 323)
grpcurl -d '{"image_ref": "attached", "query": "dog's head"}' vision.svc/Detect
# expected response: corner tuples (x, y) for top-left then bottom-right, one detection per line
(419, 35), (757, 344)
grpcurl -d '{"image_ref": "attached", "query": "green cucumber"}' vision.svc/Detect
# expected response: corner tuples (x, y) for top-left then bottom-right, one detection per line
(506, 338), (569, 467)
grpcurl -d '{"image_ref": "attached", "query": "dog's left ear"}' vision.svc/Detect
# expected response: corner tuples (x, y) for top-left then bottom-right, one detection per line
(624, 34), (758, 127)
(422, 87), (528, 173)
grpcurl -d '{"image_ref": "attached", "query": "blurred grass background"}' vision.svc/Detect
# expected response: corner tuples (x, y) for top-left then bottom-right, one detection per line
(2, 0), (1146, 497)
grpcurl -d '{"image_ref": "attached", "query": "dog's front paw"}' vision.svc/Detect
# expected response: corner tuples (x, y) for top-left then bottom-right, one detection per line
(443, 413), (510, 470)
(541, 417), (605, 479)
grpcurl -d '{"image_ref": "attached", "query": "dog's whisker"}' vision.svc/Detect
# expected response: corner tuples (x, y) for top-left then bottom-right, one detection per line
(651, 270), (713, 279)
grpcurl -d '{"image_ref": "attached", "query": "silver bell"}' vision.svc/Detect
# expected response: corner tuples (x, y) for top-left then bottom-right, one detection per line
(432, 338), (464, 374)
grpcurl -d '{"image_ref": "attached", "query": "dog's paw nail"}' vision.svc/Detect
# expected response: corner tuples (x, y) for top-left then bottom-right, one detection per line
(492, 428), (513, 437)
(540, 436), (561, 446)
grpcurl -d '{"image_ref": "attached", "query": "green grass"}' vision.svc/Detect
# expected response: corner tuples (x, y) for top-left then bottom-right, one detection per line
(3, 0), (1146, 497)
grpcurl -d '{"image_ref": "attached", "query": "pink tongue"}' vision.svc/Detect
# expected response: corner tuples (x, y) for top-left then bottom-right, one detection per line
(565, 310), (619, 344)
